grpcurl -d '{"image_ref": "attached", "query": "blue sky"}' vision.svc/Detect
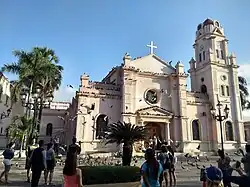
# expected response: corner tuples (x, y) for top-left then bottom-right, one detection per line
(1, 0), (250, 101)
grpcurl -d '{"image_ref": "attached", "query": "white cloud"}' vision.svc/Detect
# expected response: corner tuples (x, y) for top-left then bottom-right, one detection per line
(53, 86), (77, 102)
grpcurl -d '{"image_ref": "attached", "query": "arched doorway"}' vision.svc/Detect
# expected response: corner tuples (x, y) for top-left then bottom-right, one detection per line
(144, 123), (162, 149)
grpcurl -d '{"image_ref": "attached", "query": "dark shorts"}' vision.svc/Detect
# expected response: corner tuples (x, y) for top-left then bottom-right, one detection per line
(47, 160), (55, 171)
(4, 164), (11, 172)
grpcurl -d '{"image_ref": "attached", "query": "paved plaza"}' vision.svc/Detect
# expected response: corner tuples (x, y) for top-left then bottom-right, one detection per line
(0, 154), (242, 187)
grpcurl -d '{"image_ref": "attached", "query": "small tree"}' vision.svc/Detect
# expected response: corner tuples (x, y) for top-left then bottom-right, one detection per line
(6, 115), (36, 157)
(239, 76), (250, 110)
(105, 121), (147, 166)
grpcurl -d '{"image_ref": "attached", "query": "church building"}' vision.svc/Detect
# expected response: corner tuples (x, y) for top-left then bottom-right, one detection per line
(69, 19), (246, 154)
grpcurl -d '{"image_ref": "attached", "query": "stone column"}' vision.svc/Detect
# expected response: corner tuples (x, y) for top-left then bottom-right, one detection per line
(165, 122), (170, 145)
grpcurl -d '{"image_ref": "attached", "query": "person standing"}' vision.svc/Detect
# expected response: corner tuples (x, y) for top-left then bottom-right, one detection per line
(29, 140), (47, 187)
(157, 145), (170, 187)
(69, 137), (81, 155)
(63, 147), (83, 187)
(44, 143), (56, 186)
(217, 149), (232, 187)
(0, 142), (15, 184)
(25, 139), (38, 182)
(167, 145), (177, 187)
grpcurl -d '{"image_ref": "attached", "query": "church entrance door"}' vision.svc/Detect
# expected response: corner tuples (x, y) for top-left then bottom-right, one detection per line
(144, 122), (163, 150)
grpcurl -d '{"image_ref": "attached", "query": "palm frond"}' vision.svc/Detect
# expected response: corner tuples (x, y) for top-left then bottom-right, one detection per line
(105, 121), (147, 145)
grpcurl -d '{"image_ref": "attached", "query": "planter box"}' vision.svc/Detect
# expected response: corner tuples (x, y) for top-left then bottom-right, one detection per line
(85, 182), (141, 187)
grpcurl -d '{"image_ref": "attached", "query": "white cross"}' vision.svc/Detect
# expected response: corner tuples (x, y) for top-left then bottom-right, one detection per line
(147, 41), (157, 54)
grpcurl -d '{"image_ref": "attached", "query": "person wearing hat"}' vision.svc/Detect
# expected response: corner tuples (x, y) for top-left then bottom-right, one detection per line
(205, 166), (224, 187)
(140, 148), (163, 187)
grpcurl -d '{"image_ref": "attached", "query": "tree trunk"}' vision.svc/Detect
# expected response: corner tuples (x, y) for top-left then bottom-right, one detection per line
(37, 98), (43, 133)
(122, 143), (133, 166)
(19, 134), (25, 158)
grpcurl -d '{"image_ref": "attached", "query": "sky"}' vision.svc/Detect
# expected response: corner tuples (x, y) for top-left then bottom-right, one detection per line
(1, 0), (250, 111)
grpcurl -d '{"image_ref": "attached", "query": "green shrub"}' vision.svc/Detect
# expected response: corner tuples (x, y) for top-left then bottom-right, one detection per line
(80, 166), (141, 185)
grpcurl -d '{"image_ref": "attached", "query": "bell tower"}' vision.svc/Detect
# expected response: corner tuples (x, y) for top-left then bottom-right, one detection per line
(188, 18), (245, 149)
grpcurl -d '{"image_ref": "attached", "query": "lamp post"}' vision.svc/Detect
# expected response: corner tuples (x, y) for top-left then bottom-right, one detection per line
(210, 96), (230, 153)
(20, 86), (54, 142)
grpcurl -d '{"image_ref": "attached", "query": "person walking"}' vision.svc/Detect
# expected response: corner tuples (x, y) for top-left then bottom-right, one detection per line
(0, 142), (15, 184)
(140, 148), (163, 187)
(63, 147), (83, 187)
(25, 139), (38, 182)
(44, 143), (56, 186)
(29, 140), (47, 187)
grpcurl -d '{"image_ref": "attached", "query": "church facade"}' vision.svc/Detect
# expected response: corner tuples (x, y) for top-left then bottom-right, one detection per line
(70, 19), (246, 154)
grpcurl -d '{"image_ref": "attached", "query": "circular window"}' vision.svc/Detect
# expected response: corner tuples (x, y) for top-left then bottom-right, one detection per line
(145, 89), (158, 104)
(221, 75), (227, 81)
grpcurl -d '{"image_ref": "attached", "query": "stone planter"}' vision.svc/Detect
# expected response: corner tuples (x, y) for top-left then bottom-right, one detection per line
(85, 182), (141, 187)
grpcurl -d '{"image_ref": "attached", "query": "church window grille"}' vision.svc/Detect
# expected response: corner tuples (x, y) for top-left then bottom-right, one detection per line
(0, 85), (3, 102)
(5, 95), (9, 106)
(225, 121), (234, 141)
(96, 114), (108, 139)
(245, 130), (248, 141)
(201, 85), (207, 94)
(203, 51), (205, 61)
(220, 85), (225, 96)
(46, 123), (53, 136)
(221, 50), (224, 59)
(216, 50), (220, 58)
(226, 86), (230, 96)
(192, 119), (201, 140)
(199, 53), (202, 62)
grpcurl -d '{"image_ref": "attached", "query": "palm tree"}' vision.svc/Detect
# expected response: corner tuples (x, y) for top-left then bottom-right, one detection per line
(1, 47), (63, 144)
(105, 121), (147, 166)
(238, 76), (250, 110)
(6, 115), (36, 157)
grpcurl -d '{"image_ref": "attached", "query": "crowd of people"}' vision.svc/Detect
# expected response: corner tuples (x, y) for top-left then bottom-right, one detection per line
(0, 137), (82, 187)
(139, 144), (250, 187)
(2, 136), (250, 187)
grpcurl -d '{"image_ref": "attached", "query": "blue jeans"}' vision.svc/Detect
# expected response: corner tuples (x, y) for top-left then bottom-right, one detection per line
(228, 175), (250, 187)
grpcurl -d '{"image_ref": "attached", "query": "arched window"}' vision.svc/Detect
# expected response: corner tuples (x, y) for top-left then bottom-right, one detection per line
(46, 123), (53, 136)
(201, 85), (207, 94)
(96, 114), (108, 139)
(192, 119), (201, 140)
(225, 121), (234, 141)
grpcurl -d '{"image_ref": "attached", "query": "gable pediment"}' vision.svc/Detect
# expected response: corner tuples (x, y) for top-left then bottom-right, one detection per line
(136, 106), (173, 117)
(213, 27), (223, 35)
(131, 54), (176, 75)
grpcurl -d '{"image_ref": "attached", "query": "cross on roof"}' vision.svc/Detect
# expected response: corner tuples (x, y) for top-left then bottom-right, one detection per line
(147, 41), (157, 54)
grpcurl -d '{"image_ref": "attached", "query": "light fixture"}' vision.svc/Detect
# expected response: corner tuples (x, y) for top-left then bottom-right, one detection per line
(210, 106), (216, 117)
(224, 104), (229, 118)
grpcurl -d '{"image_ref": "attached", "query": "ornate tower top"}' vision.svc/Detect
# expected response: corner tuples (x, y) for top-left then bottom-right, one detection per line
(196, 18), (225, 39)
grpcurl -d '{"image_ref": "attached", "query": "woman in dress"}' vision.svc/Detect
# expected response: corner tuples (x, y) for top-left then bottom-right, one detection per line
(63, 147), (83, 187)
(140, 148), (163, 187)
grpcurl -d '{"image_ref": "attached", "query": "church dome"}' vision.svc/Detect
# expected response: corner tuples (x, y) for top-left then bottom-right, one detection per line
(203, 18), (214, 26)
